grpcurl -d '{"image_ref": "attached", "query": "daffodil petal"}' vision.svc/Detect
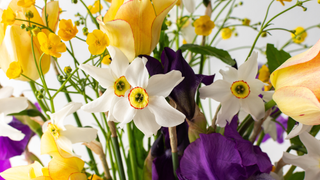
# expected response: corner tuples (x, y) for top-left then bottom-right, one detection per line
(79, 64), (116, 88)
(286, 123), (312, 139)
(0, 120), (25, 141)
(56, 136), (74, 156)
(133, 108), (160, 137)
(50, 102), (82, 129)
(247, 79), (264, 92)
(273, 86), (320, 125)
(261, 91), (274, 102)
(125, 57), (149, 88)
(148, 96), (185, 127)
(182, 0), (195, 13)
(0, 97), (28, 115)
(262, 117), (277, 141)
(282, 152), (317, 171)
(61, 125), (97, 144)
(240, 95), (265, 121)
(199, 80), (232, 102)
(146, 70), (183, 97)
(238, 52), (258, 80)
(219, 67), (238, 84)
(217, 96), (240, 127)
(299, 132), (320, 157)
(0, 86), (13, 99)
(81, 89), (114, 113)
(114, 98), (136, 128)
(108, 46), (129, 78)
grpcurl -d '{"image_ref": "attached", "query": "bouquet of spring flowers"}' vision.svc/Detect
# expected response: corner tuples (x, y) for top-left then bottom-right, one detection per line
(0, 0), (320, 179)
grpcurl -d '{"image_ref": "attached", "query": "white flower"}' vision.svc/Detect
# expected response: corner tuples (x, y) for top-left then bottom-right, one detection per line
(0, 86), (28, 141)
(199, 52), (265, 127)
(113, 57), (186, 137)
(42, 102), (97, 155)
(286, 123), (312, 139)
(79, 46), (130, 122)
(262, 117), (277, 141)
(282, 132), (320, 180)
(182, 0), (195, 13)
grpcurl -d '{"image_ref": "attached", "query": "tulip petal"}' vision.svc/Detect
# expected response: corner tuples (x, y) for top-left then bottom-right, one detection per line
(148, 96), (185, 127)
(0, 86), (13, 99)
(146, 70), (184, 97)
(61, 125), (97, 144)
(79, 64), (116, 88)
(42, 1), (60, 32)
(199, 80), (232, 102)
(133, 108), (160, 137)
(108, 46), (129, 77)
(103, 0), (125, 22)
(68, 173), (87, 180)
(99, 19), (135, 62)
(273, 86), (320, 125)
(125, 57), (149, 88)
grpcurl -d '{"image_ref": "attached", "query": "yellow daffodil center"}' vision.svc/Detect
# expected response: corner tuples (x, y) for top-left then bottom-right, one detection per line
(128, 87), (149, 109)
(114, 76), (131, 97)
(47, 123), (60, 139)
(230, 80), (250, 99)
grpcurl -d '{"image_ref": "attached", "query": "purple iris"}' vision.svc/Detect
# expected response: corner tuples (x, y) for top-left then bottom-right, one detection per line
(145, 47), (214, 120)
(177, 116), (273, 180)
(0, 117), (33, 179)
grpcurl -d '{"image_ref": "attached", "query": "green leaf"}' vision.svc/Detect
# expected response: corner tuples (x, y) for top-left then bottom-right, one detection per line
(9, 109), (43, 117)
(287, 171), (305, 180)
(266, 43), (291, 73)
(180, 44), (235, 66)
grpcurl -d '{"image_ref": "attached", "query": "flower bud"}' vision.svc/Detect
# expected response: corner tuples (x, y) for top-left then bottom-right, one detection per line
(25, 10), (34, 19)
(64, 66), (72, 74)
(261, 31), (267, 37)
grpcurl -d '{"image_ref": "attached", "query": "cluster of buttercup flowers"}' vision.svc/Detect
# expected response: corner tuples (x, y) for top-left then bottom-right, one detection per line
(0, 0), (320, 180)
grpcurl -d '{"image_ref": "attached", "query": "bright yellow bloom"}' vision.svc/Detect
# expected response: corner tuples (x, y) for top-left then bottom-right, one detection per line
(86, 29), (109, 55)
(101, 54), (111, 65)
(17, 0), (36, 8)
(88, 0), (103, 14)
(0, 1), (60, 81)
(99, 0), (177, 62)
(176, 0), (181, 6)
(194, 15), (215, 36)
(89, 175), (104, 180)
(1, 8), (16, 25)
(258, 65), (272, 91)
(270, 39), (320, 125)
(242, 18), (250, 26)
(38, 32), (66, 58)
(221, 27), (232, 40)
(291, 26), (307, 44)
(6, 61), (23, 79)
(276, 0), (292, 6)
(58, 19), (78, 41)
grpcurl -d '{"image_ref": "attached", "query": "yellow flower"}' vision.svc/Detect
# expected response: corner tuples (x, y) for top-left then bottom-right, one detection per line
(0, 1), (60, 81)
(176, 0), (181, 6)
(101, 54), (111, 65)
(17, 0), (36, 8)
(258, 65), (272, 91)
(6, 61), (23, 79)
(194, 15), (215, 36)
(58, 19), (78, 41)
(270, 39), (320, 125)
(291, 26), (307, 44)
(1, 8), (16, 25)
(88, 0), (103, 14)
(99, 0), (177, 62)
(86, 29), (109, 55)
(242, 18), (250, 26)
(38, 32), (66, 58)
(276, 0), (292, 6)
(221, 27), (232, 40)
(89, 175), (104, 180)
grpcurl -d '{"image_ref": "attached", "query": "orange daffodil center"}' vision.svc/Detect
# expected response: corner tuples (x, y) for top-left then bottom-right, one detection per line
(128, 87), (149, 109)
(114, 76), (131, 97)
(230, 80), (250, 99)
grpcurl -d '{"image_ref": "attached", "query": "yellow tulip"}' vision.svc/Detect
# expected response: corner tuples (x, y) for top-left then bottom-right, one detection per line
(98, 0), (177, 62)
(0, 0), (60, 81)
(270, 39), (320, 125)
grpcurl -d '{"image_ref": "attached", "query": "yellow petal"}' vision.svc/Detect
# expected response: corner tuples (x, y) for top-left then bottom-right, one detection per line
(103, 0), (124, 22)
(273, 86), (320, 125)
(42, 1), (60, 33)
(0, 9), (6, 45)
(0, 161), (43, 180)
(68, 173), (87, 180)
(99, 19), (135, 61)
(41, 131), (74, 158)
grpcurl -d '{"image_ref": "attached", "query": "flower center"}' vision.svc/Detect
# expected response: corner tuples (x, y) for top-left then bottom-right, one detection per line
(230, 80), (250, 99)
(47, 123), (60, 139)
(114, 76), (131, 97)
(128, 87), (149, 109)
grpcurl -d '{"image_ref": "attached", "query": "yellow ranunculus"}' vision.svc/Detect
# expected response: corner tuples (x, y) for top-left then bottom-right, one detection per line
(194, 15), (215, 36)
(1, 8), (16, 25)
(0, 0), (60, 81)
(58, 19), (78, 41)
(221, 27), (232, 40)
(38, 32), (66, 58)
(86, 29), (109, 55)
(88, 0), (103, 14)
(17, 0), (36, 8)
(270, 39), (320, 125)
(291, 26), (307, 44)
(98, 0), (177, 62)
(6, 61), (23, 79)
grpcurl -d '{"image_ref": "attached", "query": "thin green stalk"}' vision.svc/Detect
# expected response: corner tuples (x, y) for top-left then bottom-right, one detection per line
(172, 152), (179, 178)
(127, 123), (138, 180)
(112, 137), (126, 180)
(256, 130), (265, 146)
(79, 0), (100, 29)
(284, 166), (296, 180)
(29, 81), (50, 119)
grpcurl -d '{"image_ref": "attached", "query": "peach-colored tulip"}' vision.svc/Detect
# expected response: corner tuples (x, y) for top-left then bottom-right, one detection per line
(270, 39), (320, 125)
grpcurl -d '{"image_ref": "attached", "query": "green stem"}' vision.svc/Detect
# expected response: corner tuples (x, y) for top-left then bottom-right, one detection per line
(256, 130), (265, 146)
(29, 81), (50, 119)
(111, 137), (126, 180)
(171, 152), (179, 178)
(284, 166), (296, 180)
(79, 0), (100, 29)
(127, 123), (138, 180)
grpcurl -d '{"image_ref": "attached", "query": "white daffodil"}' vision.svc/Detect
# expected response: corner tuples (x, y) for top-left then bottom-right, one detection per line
(0, 86), (28, 141)
(282, 132), (320, 180)
(113, 57), (186, 137)
(286, 123), (312, 139)
(42, 102), (97, 155)
(181, 0), (195, 14)
(79, 46), (130, 122)
(199, 52), (265, 127)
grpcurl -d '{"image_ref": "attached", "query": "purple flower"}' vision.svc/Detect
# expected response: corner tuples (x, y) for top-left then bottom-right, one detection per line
(0, 160), (11, 180)
(0, 117), (32, 169)
(145, 47), (214, 120)
(177, 116), (273, 180)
